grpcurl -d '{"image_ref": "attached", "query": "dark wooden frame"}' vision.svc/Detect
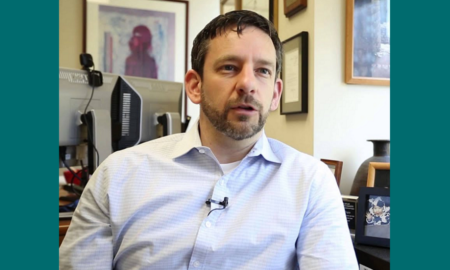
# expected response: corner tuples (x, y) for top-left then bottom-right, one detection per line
(356, 187), (390, 248)
(345, 0), (390, 86)
(321, 159), (343, 186)
(280, 31), (308, 114)
(284, 0), (307, 17)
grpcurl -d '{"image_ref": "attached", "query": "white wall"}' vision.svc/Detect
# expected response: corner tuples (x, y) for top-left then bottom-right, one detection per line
(313, 0), (390, 194)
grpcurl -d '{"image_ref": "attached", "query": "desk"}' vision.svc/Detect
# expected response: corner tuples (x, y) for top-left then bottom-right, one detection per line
(59, 185), (74, 246)
(353, 239), (390, 270)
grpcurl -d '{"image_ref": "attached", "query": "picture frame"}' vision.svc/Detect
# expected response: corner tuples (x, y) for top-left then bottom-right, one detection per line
(345, 0), (390, 86)
(280, 32), (308, 114)
(356, 187), (390, 248)
(84, 0), (188, 83)
(283, 0), (307, 18)
(342, 195), (358, 233)
(221, 0), (279, 31)
(320, 159), (343, 186)
(367, 162), (390, 189)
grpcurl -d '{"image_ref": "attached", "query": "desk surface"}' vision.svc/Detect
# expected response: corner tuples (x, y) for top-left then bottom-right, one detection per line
(353, 239), (390, 270)
(59, 185), (80, 206)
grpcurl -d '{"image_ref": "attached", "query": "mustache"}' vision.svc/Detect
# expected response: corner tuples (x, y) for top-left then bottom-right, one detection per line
(225, 95), (263, 111)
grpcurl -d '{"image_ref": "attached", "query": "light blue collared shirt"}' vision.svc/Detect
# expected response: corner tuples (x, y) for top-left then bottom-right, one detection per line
(59, 123), (358, 270)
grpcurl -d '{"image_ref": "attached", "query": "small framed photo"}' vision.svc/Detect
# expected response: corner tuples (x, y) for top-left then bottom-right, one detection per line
(283, 0), (307, 18)
(342, 195), (358, 234)
(280, 32), (308, 114)
(320, 159), (343, 186)
(367, 162), (390, 189)
(356, 187), (390, 248)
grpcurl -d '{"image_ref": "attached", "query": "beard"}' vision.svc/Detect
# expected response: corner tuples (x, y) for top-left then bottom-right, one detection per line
(200, 88), (270, 140)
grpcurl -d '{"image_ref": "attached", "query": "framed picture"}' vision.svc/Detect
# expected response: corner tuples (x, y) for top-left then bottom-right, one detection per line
(320, 159), (343, 186)
(280, 32), (308, 114)
(283, 0), (307, 18)
(342, 195), (358, 233)
(367, 162), (390, 189)
(84, 0), (188, 83)
(356, 187), (390, 248)
(221, 0), (279, 31)
(345, 0), (390, 86)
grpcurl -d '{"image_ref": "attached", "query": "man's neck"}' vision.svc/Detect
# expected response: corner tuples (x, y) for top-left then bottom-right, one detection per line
(198, 118), (262, 164)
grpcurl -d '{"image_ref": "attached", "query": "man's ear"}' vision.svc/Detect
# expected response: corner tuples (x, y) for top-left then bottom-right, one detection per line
(185, 69), (202, 104)
(270, 78), (283, 111)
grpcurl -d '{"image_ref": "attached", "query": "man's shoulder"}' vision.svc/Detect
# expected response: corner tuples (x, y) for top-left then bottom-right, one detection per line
(107, 133), (185, 161)
(266, 137), (315, 161)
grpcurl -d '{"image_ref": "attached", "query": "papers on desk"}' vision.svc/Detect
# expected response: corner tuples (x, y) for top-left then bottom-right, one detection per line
(59, 175), (67, 185)
(59, 211), (73, 219)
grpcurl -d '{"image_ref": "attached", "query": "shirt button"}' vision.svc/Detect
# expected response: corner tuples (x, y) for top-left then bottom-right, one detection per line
(205, 221), (212, 228)
(193, 261), (200, 267)
(199, 149), (205, 154)
(220, 180), (225, 186)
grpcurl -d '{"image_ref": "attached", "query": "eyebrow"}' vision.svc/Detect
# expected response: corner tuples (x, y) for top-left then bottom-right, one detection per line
(213, 55), (275, 69)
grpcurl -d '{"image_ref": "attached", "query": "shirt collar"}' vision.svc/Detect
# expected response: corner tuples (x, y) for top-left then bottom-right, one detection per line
(169, 120), (204, 159)
(169, 120), (281, 164)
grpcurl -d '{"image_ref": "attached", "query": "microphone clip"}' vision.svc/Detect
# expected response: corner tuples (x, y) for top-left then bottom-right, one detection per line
(205, 197), (228, 208)
(205, 197), (229, 216)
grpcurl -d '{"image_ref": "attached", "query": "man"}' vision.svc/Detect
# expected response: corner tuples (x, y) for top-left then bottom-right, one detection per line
(60, 10), (358, 269)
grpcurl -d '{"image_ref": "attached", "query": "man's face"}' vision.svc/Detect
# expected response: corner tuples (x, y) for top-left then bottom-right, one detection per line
(199, 26), (282, 140)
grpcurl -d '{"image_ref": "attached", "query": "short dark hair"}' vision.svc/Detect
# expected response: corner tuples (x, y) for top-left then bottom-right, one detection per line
(191, 10), (282, 79)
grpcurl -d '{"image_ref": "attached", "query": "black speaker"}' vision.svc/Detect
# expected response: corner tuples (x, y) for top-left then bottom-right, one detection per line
(88, 70), (103, 87)
(80, 54), (94, 69)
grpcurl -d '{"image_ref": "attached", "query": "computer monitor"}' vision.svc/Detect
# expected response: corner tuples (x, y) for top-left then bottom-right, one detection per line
(59, 67), (118, 170)
(116, 75), (183, 149)
(59, 67), (183, 173)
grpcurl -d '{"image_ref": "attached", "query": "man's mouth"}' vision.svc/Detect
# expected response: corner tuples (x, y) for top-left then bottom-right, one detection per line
(233, 104), (256, 111)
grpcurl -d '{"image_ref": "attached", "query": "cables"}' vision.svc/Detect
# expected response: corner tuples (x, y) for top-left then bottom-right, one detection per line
(82, 80), (100, 169)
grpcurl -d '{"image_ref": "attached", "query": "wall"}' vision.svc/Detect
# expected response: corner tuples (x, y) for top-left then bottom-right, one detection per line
(59, 0), (84, 69)
(264, 0), (390, 194)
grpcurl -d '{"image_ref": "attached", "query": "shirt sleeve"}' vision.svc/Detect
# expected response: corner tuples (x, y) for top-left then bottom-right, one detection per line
(296, 162), (359, 269)
(59, 163), (114, 270)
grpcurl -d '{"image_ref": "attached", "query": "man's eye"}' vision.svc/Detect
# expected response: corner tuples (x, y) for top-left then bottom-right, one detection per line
(258, 68), (271, 75)
(223, 65), (235, 71)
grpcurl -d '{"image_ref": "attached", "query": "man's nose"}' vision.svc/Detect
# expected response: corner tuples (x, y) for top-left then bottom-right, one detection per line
(235, 65), (256, 95)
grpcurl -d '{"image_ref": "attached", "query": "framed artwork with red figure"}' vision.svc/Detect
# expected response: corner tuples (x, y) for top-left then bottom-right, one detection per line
(84, 0), (188, 83)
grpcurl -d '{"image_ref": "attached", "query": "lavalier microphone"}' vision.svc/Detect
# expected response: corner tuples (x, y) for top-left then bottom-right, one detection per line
(205, 197), (228, 216)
